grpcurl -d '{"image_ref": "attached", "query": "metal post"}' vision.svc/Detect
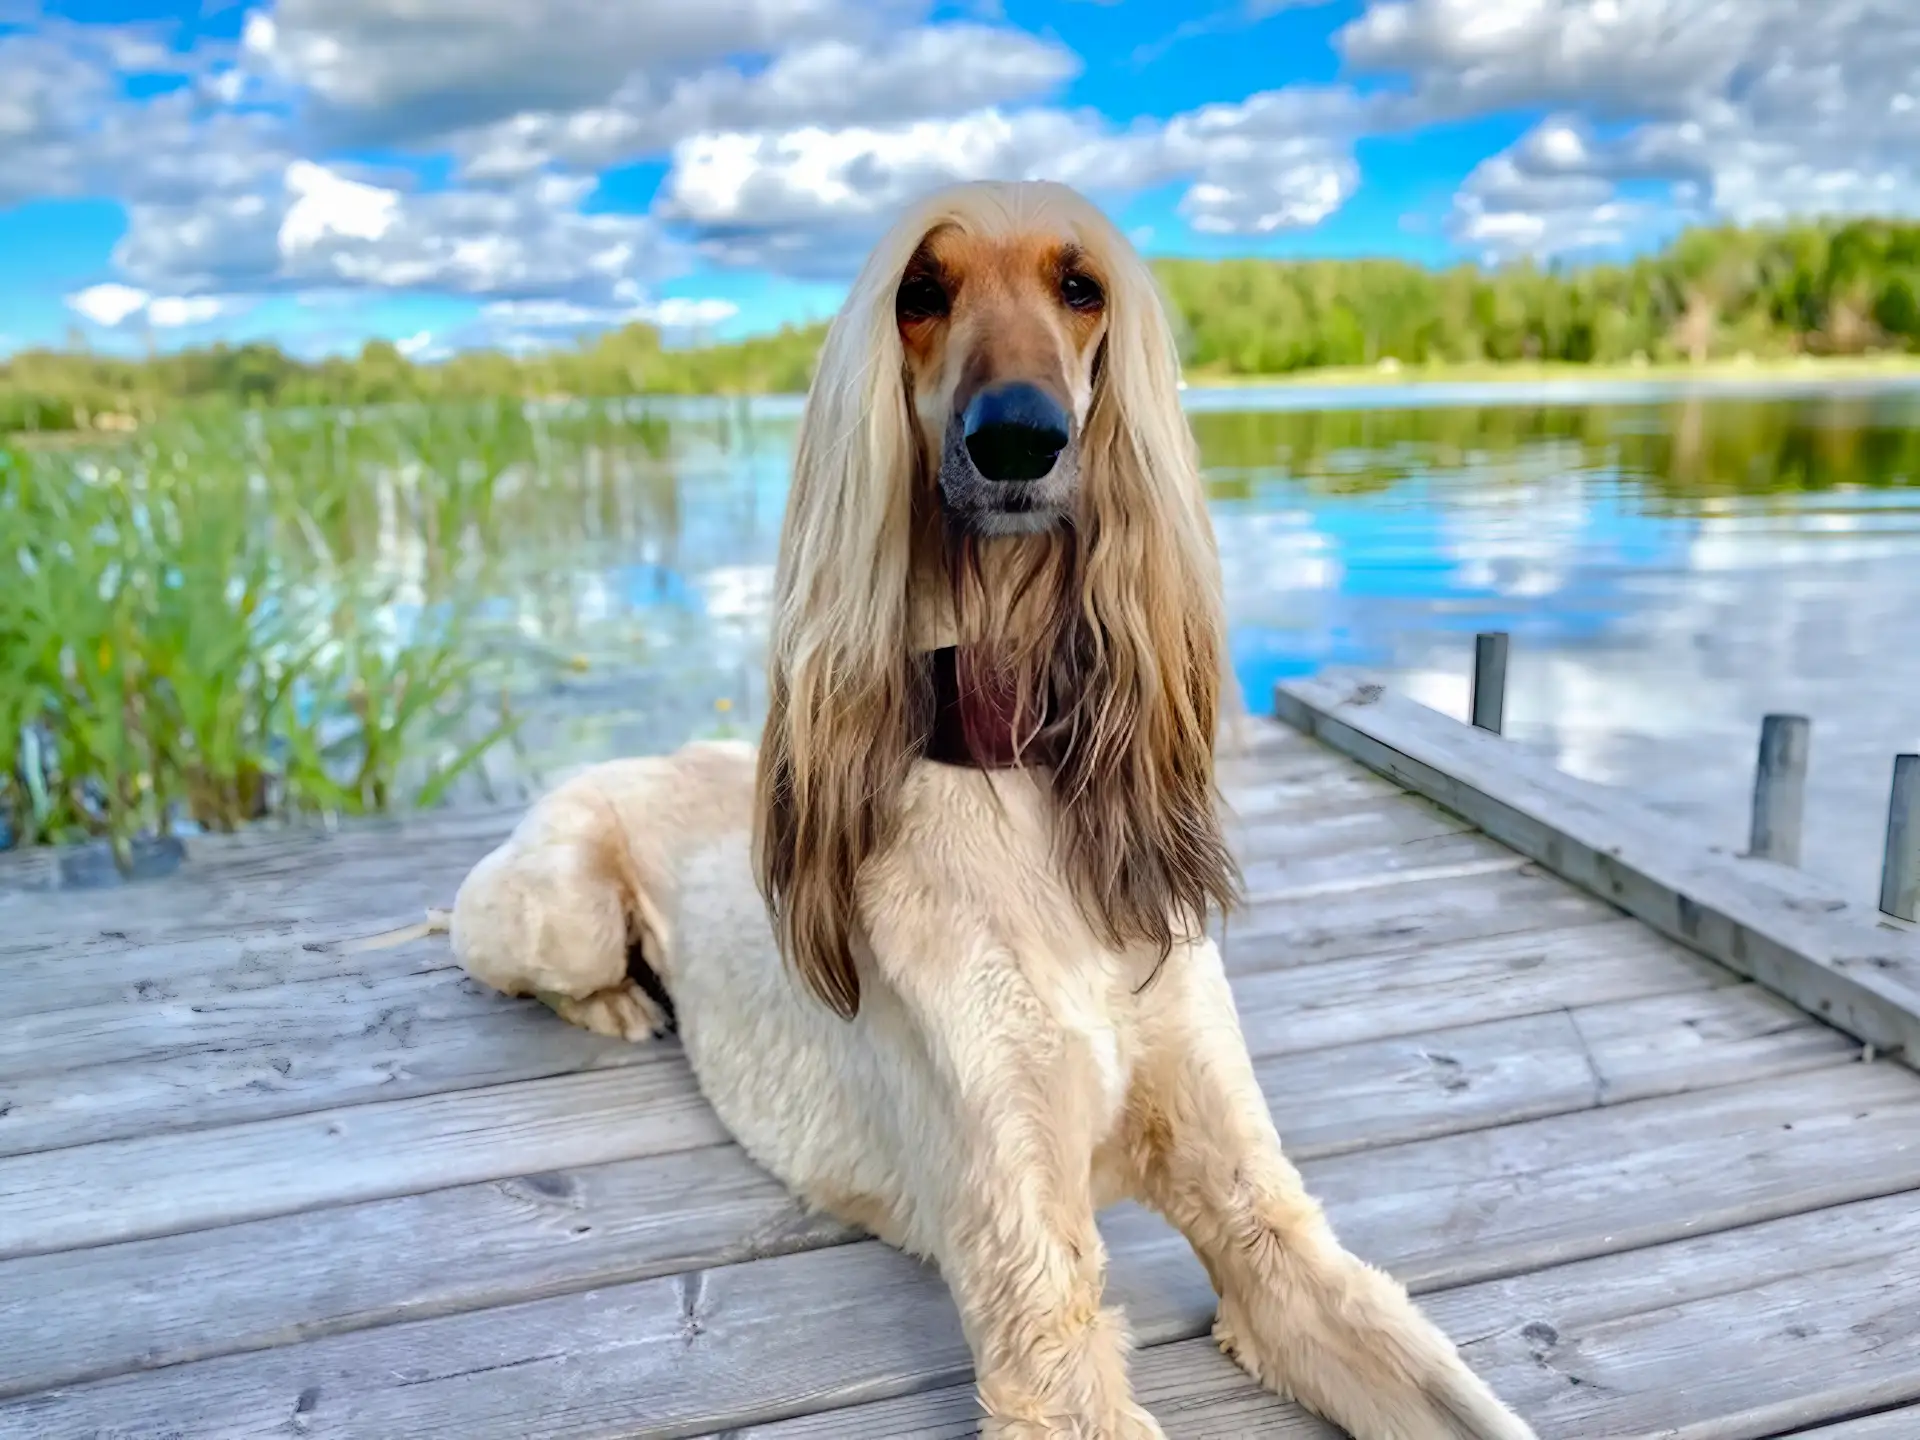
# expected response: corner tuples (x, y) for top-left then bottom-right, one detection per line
(1747, 714), (1810, 866)
(1470, 632), (1509, 734)
(1881, 754), (1919, 922)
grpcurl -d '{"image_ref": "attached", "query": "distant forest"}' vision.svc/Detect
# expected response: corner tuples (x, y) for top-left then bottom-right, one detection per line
(6, 217), (1920, 433)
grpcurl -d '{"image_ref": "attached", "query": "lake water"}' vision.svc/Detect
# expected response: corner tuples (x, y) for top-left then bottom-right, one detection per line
(474, 378), (1920, 909)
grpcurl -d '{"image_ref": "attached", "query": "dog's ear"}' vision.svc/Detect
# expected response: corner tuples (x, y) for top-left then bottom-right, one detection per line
(1044, 217), (1242, 964)
(752, 217), (930, 1019)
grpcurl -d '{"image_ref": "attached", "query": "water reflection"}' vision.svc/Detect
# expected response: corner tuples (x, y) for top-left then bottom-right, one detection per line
(481, 384), (1920, 905)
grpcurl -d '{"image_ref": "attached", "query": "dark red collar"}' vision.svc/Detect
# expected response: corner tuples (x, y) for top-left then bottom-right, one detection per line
(924, 646), (1057, 770)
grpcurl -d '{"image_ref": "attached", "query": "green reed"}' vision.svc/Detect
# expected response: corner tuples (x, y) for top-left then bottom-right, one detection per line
(0, 398), (683, 866)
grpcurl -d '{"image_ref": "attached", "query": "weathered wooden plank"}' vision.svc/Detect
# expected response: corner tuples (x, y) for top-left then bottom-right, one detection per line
(1470, 1254), (1920, 1436)
(0, 782), (1461, 1020)
(0, 996), (648, 1157)
(1255, 983), (1852, 1159)
(0, 916), (1728, 1222)
(0, 1143), (844, 1402)
(0, 1063), (728, 1261)
(0, 894), (1659, 1148)
(1232, 918), (1729, 1055)
(0, 901), (1670, 1157)
(0, 797), (508, 940)
(711, 1336), (1338, 1439)
(1275, 670), (1920, 1059)
(1230, 792), (1472, 866)
(0, 956), (504, 1080)
(1, 769), (1334, 942)
(0, 913), (467, 1031)
(1224, 861), (1615, 967)
(0, 983), (1850, 1397)
(0, 879), (1651, 1152)
(6, 1066), (1914, 1435)
(0, 913), (1632, 1155)
(0, 914), (459, 1018)
(732, 1190), (1920, 1440)
(1221, 764), (1400, 820)
(0, 809), (514, 939)
(1307, 1063), (1920, 1295)
(1217, 714), (1350, 770)
(1239, 828), (1516, 903)
(0, 719), (1321, 960)
(1782, 1407), (1920, 1438)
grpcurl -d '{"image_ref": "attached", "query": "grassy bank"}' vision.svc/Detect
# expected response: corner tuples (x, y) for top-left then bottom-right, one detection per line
(1185, 353), (1920, 388)
(0, 400), (682, 865)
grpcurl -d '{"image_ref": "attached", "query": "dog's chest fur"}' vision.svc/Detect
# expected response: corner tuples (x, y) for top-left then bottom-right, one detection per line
(666, 751), (1169, 1261)
(862, 762), (1158, 1127)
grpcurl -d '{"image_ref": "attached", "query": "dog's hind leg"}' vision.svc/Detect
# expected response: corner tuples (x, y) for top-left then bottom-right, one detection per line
(1125, 942), (1537, 1440)
(449, 757), (700, 1043)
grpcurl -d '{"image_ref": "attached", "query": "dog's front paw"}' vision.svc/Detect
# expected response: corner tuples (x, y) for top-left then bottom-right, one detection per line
(1213, 1294), (1534, 1440)
(540, 980), (670, 1042)
(982, 1408), (1166, 1440)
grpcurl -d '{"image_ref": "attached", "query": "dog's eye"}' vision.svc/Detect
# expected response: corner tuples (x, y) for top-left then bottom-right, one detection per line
(896, 273), (949, 322)
(1060, 272), (1104, 312)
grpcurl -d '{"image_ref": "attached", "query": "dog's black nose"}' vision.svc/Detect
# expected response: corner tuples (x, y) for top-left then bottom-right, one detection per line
(962, 383), (1070, 483)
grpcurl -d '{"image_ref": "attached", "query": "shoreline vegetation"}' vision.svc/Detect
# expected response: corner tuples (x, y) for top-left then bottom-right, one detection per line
(1, 405), (680, 869)
(1188, 352), (1920, 388)
(5, 217), (1920, 434)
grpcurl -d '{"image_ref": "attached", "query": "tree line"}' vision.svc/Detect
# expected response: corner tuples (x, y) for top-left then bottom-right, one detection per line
(5, 217), (1919, 432)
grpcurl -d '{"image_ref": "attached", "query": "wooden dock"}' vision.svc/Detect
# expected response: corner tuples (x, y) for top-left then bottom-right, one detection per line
(3, 672), (1919, 1438)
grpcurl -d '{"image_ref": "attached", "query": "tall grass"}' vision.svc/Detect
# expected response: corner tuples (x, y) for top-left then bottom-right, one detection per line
(0, 398), (681, 867)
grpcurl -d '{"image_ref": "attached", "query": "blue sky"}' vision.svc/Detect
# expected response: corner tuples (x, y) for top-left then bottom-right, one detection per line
(0, 0), (1912, 357)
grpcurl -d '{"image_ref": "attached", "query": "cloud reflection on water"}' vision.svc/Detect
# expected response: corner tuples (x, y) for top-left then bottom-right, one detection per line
(493, 383), (1920, 905)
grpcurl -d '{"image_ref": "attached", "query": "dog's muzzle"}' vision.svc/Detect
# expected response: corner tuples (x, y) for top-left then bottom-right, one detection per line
(940, 381), (1077, 534)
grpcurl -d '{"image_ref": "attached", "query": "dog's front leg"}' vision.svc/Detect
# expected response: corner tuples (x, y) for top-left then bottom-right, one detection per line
(1126, 942), (1537, 1440)
(941, 1167), (1162, 1440)
(882, 950), (1164, 1439)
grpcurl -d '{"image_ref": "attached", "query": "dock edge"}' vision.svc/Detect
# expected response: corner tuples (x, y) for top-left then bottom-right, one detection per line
(1275, 669), (1920, 1066)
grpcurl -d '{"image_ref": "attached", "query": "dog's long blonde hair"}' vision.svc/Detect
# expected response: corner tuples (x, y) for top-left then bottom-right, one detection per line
(754, 181), (1238, 1017)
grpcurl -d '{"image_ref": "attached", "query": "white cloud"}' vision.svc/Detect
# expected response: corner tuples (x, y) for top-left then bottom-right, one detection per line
(115, 163), (682, 307)
(10, 0), (1916, 345)
(656, 87), (1372, 275)
(1447, 119), (1664, 256)
(241, 0), (890, 145)
(479, 294), (740, 330)
(66, 283), (152, 327)
(278, 159), (400, 253)
(646, 297), (741, 329)
(146, 295), (233, 327)
(1334, 0), (1920, 256)
(655, 108), (1129, 275)
(452, 25), (1080, 182)
(1340, 0), (1754, 121)
(65, 284), (241, 329)
(1155, 87), (1367, 234)
(0, 27), (121, 205)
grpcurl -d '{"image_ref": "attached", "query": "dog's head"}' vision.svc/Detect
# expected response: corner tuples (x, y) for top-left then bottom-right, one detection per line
(756, 180), (1239, 1018)
(894, 215), (1109, 536)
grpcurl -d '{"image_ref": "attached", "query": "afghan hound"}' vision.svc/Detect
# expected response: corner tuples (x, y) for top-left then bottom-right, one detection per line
(449, 180), (1536, 1440)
